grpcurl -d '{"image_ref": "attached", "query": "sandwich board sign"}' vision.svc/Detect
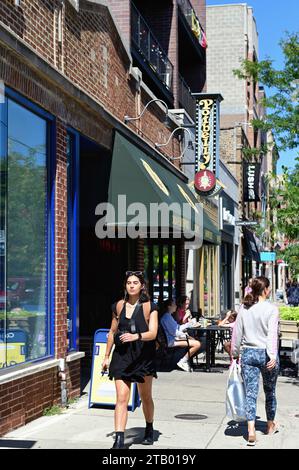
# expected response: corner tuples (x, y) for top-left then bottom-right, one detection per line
(89, 329), (140, 411)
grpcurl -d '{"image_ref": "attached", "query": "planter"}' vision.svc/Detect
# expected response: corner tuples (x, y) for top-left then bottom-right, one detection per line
(280, 320), (299, 340)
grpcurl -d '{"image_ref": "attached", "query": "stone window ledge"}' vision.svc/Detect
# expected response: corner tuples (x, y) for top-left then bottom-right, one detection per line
(66, 351), (85, 363)
(0, 359), (60, 385)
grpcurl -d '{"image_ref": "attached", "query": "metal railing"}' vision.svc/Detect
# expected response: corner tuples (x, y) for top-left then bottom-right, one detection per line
(177, 0), (206, 47)
(131, 2), (174, 91)
(178, 73), (196, 121)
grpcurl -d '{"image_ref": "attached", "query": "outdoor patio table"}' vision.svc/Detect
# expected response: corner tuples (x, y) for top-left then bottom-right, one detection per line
(186, 325), (231, 372)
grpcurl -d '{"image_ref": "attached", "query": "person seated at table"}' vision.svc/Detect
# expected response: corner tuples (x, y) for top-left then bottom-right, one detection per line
(217, 309), (238, 354)
(175, 295), (193, 325)
(160, 299), (201, 372)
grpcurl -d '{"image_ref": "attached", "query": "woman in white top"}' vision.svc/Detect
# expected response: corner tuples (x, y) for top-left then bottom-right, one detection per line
(231, 276), (280, 446)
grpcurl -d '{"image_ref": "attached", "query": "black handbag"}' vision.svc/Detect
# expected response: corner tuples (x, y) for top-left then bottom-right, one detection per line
(114, 318), (137, 348)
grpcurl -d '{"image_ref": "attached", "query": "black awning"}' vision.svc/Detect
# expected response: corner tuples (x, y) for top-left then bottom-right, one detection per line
(105, 132), (203, 246)
(242, 227), (260, 262)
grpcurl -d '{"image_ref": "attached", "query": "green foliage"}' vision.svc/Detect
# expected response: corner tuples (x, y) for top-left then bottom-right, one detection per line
(233, 32), (299, 151)
(43, 405), (63, 416)
(271, 161), (299, 242)
(279, 306), (299, 321)
(242, 144), (268, 161)
(279, 243), (299, 277)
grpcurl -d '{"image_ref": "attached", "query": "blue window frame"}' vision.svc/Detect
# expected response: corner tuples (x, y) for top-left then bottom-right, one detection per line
(66, 129), (79, 351)
(0, 87), (55, 368)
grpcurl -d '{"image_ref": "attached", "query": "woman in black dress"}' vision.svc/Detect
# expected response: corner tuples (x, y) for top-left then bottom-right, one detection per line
(102, 271), (158, 449)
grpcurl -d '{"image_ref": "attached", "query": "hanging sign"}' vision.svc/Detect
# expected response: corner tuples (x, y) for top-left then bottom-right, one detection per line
(194, 169), (216, 192)
(243, 162), (261, 202)
(193, 93), (223, 196)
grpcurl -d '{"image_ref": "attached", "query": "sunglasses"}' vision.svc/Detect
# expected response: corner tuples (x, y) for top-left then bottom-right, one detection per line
(126, 271), (143, 277)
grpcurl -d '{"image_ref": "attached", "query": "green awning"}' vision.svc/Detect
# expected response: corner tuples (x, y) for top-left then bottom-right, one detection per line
(203, 210), (221, 245)
(105, 132), (203, 246)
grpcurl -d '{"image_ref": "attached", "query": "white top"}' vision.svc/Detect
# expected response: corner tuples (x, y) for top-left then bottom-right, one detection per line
(231, 301), (279, 360)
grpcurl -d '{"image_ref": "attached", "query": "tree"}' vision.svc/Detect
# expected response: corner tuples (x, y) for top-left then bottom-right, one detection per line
(233, 32), (299, 151)
(234, 32), (299, 274)
(270, 160), (299, 275)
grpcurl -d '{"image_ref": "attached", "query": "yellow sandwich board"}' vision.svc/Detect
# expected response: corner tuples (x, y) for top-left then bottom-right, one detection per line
(89, 329), (140, 411)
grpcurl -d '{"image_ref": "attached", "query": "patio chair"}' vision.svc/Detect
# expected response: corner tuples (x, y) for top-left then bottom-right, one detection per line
(156, 324), (192, 372)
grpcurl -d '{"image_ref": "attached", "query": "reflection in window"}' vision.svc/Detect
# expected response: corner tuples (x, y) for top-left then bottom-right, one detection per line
(0, 97), (49, 368)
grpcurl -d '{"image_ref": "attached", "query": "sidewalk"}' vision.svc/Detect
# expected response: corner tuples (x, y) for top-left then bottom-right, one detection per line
(2, 366), (299, 449)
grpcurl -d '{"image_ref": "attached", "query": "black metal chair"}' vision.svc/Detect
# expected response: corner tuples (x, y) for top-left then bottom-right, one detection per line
(156, 324), (192, 372)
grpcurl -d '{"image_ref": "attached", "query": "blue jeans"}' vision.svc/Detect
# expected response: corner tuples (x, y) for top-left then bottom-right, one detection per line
(241, 348), (279, 422)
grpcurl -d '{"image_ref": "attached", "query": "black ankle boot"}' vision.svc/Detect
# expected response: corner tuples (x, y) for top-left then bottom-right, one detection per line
(111, 432), (125, 449)
(141, 423), (154, 445)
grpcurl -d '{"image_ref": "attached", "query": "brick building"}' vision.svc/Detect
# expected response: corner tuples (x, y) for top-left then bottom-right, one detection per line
(0, 0), (206, 435)
(206, 3), (277, 298)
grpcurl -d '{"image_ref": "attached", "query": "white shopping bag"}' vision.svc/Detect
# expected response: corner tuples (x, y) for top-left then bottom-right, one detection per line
(225, 359), (247, 422)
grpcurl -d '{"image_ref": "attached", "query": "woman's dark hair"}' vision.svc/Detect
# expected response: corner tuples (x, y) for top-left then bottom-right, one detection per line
(123, 271), (150, 303)
(228, 310), (238, 321)
(243, 276), (270, 309)
(162, 298), (175, 311)
(176, 295), (189, 309)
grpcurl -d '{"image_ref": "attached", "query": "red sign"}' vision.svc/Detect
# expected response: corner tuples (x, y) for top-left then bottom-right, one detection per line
(194, 170), (216, 192)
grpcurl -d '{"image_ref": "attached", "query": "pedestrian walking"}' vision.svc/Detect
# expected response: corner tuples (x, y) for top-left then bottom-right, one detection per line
(244, 277), (253, 296)
(101, 271), (158, 449)
(287, 281), (299, 307)
(218, 309), (238, 355)
(231, 276), (280, 446)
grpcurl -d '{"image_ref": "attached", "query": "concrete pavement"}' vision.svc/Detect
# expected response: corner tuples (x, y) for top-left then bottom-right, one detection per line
(1, 361), (299, 450)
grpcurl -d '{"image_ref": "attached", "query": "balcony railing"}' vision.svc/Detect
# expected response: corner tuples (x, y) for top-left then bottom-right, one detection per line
(131, 2), (174, 91)
(178, 74), (196, 121)
(177, 0), (207, 49)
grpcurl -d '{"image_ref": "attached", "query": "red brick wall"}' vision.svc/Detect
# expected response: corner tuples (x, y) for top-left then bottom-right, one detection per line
(191, 0), (206, 31)
(55, 120), (68, 359)
(0, 0), (186, 437)
(0, 367), (61, 436)
(0, 0), (179, 160)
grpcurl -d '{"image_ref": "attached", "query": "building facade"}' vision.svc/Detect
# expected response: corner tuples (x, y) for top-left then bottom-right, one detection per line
(206, 3), (275, 299)
(0, 0), (207, 435)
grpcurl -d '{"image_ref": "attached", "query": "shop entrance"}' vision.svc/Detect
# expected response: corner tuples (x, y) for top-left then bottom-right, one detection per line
(67, 131), (129, 379)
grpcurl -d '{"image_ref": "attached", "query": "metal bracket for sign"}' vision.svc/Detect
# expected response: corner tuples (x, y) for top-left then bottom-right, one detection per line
(235, 221), (258, 226)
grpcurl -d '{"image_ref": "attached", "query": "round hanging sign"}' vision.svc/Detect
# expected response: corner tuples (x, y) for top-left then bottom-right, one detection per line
(194, 169), (216, 192)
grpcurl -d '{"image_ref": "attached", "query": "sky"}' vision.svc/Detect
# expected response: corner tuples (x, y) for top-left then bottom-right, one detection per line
(206, 0), (299, 174)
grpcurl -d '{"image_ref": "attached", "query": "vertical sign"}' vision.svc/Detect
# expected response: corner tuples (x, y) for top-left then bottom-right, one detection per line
(243, 162), (261, 202)
(192, 93), (223, 195)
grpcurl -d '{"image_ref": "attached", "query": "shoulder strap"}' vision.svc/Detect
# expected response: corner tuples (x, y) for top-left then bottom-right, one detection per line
(142, 301), (151, 325)
(115, 300), (125, 320)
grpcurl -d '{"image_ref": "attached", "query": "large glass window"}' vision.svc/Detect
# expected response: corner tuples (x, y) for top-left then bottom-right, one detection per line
(0, 95), (51, 368)
(200, 244), (218, 318)
(144, 241), (177, 305)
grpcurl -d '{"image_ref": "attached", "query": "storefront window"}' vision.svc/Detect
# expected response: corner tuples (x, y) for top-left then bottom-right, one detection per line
(210, 247), (215, 316)
(0, 95), (51, 368)
(201, 245), (218, 318)
(144, 241), (177, 305)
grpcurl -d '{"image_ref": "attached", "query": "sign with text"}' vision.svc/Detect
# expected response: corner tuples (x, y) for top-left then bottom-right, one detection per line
(260, 251), (276, 262)
(89, 329), (140, 411)
(0, 330), (27, 368)
(243, 162), (261, 202)
(193, 93), (223, 195)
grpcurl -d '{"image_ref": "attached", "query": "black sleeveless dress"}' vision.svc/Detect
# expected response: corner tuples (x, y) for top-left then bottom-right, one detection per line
(108, 301), (158, 383)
